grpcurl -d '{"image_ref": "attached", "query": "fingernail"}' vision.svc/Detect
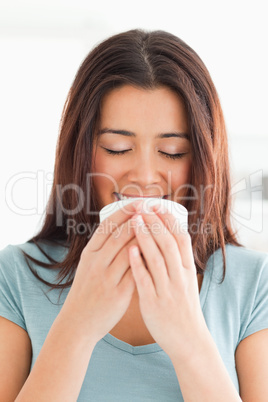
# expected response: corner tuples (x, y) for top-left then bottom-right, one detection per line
(153, 204), (168, 214)
(134, 214), (144, 226)
(131, 246), (140, 256)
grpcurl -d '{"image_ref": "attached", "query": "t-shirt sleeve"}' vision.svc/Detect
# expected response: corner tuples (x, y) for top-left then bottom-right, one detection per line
(0, 245), (26, 331)
(239, 254), (268, 342)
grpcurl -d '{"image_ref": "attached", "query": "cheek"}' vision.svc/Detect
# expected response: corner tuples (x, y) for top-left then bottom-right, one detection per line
(92, 153), (125, 190)
(92, 152), (110, 174)
(96, 147), (133, 176)
(170, 160), (192, 195)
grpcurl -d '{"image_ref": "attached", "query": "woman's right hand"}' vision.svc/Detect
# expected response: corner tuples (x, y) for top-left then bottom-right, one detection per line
(61, 201), (140, 345)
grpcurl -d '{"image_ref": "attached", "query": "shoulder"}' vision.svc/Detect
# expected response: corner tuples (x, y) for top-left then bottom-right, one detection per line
(225, 244), (268, 266)
(212, 243), (268, 266)
(205, 245), (268, 345)
(0, 244), (24, 281)
(206, 245), (268, 316)
(0, 242), (32, 266)
(0, 240), (68, 262)
(0, 240), (69, 281)
(208, 244), (268, 284)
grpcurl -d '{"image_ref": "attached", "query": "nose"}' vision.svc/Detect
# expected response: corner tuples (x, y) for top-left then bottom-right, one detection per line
(127, 151), (162, 189)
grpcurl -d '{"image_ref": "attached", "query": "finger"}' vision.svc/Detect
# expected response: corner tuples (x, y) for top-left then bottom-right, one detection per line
(107, 237), (139, 286)
(129, 245), (156, 300)
(100, 219), (136, 268)
(84, 199), (140, 254)
(131, 214), (169, 296)
(152, 204), (195, 271)
(117, 268), (136, 299)
(140, 211), (184, 281)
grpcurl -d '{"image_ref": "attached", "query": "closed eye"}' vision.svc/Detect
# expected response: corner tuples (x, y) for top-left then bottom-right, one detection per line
(103, 148), (130, 156)
(102, 148), (187, 160)
(160, 151), (186, 160)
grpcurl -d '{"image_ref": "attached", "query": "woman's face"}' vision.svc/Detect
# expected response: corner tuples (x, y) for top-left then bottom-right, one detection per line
(92, 85), (192, 210)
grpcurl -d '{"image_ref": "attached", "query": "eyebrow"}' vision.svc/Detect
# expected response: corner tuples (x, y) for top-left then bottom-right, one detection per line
(98, 128), (189, 139)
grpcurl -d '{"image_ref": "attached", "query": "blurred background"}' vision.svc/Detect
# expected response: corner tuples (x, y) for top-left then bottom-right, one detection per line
(0, 0), (267, 251)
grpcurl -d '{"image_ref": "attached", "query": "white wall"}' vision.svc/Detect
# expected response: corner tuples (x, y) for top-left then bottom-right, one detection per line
(0, 0), (267, 251)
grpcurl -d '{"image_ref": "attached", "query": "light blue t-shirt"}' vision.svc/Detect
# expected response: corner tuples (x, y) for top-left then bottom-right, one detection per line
(0, 241), (268, 401)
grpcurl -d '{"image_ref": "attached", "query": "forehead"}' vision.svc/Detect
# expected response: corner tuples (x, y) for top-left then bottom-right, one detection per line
(99, 85), (189, 137)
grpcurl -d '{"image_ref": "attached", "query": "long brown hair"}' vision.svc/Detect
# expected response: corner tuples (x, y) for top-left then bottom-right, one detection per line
(22, 29), (241, 292)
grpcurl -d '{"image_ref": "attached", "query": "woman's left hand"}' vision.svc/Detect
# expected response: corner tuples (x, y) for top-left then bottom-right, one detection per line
(128, 202), (208, 362)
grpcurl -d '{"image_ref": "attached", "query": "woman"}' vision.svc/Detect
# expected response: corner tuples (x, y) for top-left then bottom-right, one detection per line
(0, 29), (268, 401)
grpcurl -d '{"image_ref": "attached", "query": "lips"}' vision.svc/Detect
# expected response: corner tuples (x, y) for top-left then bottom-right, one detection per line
(113, 192), (169, 201)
